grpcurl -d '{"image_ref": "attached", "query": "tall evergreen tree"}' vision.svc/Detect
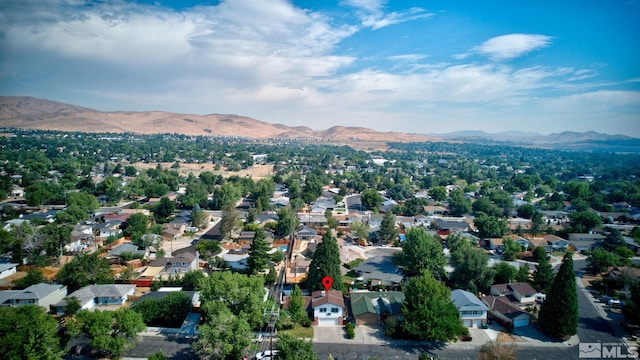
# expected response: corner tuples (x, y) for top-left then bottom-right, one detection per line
(379, 212), (398, 244)
(306, 232), (342, 292)
(532, 251), (554, 294)
(247, 228), (271, 275)
(538, 252), (578, 339)
(288, 284), (306, 324)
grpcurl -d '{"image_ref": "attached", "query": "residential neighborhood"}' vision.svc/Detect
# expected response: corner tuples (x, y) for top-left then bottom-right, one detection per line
(0, 129), (638, 360)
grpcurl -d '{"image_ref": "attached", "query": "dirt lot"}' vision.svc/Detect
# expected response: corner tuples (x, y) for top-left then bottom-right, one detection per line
(131, 162), (274, 178)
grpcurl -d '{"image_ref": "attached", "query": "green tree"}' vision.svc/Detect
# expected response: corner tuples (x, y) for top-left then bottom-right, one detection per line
(13, 269), (46, 289)
(192, 302), (252, 360)
(349, 221), (370, 241)
(474, 213), (508, 238)
(429, 186), (447, 202)
(379, 212), (398, 244)
(220, 201), (239, 240)
(397, 227), (447, 279)
(360, 189), (383, 210)
(586, 248), (621, 274)
(96, 175), (124, 203)
(276, 333), (318, 360)
(306, 232), (342, 292)
(276, 207), (297, 238)
(603, 228), (626, 251)
(449, 246), (494, 295)
(401, 272), (467, 341)
(190, 205), (209, 230)
(493, 262), (518, 284)
(0, 305), (64, 360)
(68, 308), (145, 358)
(448, 189), (472, 216)
(502, 238), (523, 261)
(148, 352), (167, 360)
(569, 211), (602, 233)
(131, 291), (192, 327)
(288, 284), (307, 324)
(199, 272), (265, 328)
(538, 252), (578, 339)
(515, 265), (531, 283)
(56, 253), (114, 292)
(122, 213), (149, 238)
(64, 296), (82, 315)
(247, 228), (271, 275)
(532, 251), (554, 294)
(154, 197), (176, 221)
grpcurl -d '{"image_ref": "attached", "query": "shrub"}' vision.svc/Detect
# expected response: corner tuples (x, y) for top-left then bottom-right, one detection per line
(345, 322), (355, 339)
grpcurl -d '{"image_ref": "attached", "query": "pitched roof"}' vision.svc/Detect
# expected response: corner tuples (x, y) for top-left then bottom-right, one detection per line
(350, 291), (405, 317)
(450, 289), (489, 312)
(0, 283), (65, 304)
(66, 284), (135, 305)
(482, 295), (531, 320)
(491, 282), (536, 297)
(310, 289), (345, 309)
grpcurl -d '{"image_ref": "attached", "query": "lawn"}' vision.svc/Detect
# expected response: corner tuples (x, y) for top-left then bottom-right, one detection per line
(280, 324), (314, 339)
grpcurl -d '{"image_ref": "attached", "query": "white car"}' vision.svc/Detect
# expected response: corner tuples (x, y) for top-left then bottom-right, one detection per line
(251, 334), (263, 343)
(254, 350), (279, 359)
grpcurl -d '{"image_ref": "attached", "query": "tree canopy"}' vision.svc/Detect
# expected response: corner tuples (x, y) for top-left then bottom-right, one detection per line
(449, 245), (494, 295)
(397, 227), (447, 279)
(68, 308), (146, 358)
(0, 305), (64, 360)
(401, 272), (467, 341)
(56, 253), (114, 292)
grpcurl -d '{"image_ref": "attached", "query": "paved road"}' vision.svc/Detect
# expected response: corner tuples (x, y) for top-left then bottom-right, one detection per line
(573, 259), (623, 345)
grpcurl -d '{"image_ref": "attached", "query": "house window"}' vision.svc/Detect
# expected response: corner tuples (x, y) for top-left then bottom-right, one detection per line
(319, 308), (327, 313)
(331, 307), (339, 313)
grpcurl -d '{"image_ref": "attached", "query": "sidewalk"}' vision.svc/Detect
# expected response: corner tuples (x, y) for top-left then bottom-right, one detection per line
(313, 324), (577, 349)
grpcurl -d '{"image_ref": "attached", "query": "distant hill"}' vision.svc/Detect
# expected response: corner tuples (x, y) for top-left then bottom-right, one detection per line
(0, 96), (435, 143)
(432, 129), (640, 153)
(1, 96), (636, 152)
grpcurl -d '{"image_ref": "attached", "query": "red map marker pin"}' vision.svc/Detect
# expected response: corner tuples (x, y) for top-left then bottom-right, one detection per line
(321, 276), (333, 292)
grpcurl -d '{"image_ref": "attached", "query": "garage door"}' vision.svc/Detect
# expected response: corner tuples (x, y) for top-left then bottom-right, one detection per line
(318, 317), (339, 326)
(513, 318), (529, 328)
(473, 319), (483, 328)
(463, 319), (472, 327)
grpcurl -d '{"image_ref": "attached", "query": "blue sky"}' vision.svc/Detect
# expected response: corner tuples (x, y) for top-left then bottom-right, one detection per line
(1, 0), (639, 136)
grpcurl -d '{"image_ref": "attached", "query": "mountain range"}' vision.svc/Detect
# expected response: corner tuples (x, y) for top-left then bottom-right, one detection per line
(1, 96), (638, 152)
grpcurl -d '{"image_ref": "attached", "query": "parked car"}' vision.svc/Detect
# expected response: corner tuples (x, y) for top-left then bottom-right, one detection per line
(254, 350), (279, 360)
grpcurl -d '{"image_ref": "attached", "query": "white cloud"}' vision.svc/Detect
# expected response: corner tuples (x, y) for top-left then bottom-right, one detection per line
(342, 0), (432, 30)
(470, 34), (553, 61)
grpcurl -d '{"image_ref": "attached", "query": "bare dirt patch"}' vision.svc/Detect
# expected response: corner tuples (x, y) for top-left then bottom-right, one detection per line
(132, 162), (274, 178)
(496, 332), (516, 342)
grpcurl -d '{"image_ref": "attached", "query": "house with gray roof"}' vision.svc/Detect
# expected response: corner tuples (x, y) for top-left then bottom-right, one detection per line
(0, 263), (18, 279)
(451, 289), (489, 328)
(354, 256), (403, 288)
(490, 282), (539, 309)
(568, 233), (605, 252)
(52, 284), (135, 314)
(350, 290), (405, 325)
(482, 295), (531, 329)
(0, 283), (67, 310)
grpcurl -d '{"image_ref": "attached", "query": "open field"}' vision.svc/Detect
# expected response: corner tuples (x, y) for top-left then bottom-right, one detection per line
(132, 162), (274, 178)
